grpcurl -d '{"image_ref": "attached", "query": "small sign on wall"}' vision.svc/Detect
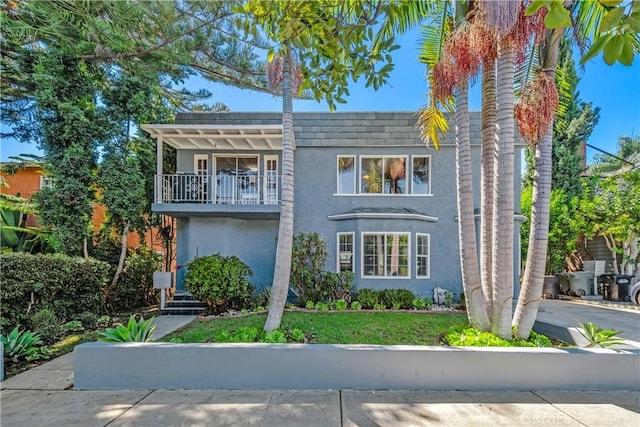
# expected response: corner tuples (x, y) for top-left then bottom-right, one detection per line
(153, 272), (174, 289)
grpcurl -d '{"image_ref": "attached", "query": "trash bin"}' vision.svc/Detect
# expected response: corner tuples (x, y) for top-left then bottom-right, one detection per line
(601, 274), (635, 302)
(542, 275), (559, 299)
(556, 272), (570, 295)
(567, 271), (594, 296)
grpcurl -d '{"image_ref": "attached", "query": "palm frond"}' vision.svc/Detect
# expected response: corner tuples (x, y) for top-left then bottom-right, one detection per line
(374, 0), (433, 50)
(417, 2), (451, 68)
(417, 94), (454, 150)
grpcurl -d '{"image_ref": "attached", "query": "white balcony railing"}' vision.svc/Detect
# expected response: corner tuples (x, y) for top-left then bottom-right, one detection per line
(155, 174), (280, 205)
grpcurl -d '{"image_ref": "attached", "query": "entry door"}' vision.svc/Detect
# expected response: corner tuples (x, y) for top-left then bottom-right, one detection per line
(193, 155), (209, 202)
(264, 155), (278, 205)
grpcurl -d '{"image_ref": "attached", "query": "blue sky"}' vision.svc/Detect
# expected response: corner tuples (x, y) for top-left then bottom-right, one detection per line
(2, 30), (639, 164)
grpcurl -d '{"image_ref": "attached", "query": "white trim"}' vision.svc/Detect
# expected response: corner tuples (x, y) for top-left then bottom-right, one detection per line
(416, 233), (431, 279)
(140, 124), (283, 151)
(336, 232), (355, 273)
(193, 154), (209, 175)
(336, 155), (356, 195)
(360, 232), (411, 279)
(328, 212), (438, 222)
(264, 155), (278, 205)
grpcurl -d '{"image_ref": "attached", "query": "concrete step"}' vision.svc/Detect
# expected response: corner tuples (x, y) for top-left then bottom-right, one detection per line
(160, 306), (207, 315)
(166, 300), (207, 308)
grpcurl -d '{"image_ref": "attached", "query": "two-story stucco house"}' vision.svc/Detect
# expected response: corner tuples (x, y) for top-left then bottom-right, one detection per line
(142, 111), (524, 299)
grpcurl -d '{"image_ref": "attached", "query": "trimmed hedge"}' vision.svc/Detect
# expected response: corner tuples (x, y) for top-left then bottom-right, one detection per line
(0, 253), (110, 333)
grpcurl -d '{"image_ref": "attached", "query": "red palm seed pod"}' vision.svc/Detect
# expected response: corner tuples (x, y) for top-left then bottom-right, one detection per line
(515, 71), (559, 146)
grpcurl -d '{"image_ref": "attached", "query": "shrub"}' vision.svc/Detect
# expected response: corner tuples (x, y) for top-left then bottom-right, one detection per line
(263, 329), (287, 343)
(98, 315), (156, 342)
(31, 308), (66, 345)
(424, 296), (434, 310)
(289, 329), (305, 342)
(334, 299), (348, 310)
(1, 327), (42, 363)
(183, 253), (254, 312)
(350, 301), (362, 310)
(110, 246), (162, 312)
(381, 289), (415, 310)
(0, 253), (109, 334)
(373, 303), (386, 311)
(412, 298), (426, 310)
(316, 302), (330, 311)
(77, 312), (99, 330)
(356, 288), (380, 309)
(444, 325), (555, 348)
(305, 301), (316, 310)
(290, 232), (327, 304)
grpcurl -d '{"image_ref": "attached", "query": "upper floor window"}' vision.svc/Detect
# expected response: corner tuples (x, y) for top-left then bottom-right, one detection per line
(40, 176), (54, 189)
(337, 155), (430, 195)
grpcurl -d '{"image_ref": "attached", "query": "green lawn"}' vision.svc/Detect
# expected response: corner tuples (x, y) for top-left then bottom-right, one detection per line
(162, 311), (469, 346)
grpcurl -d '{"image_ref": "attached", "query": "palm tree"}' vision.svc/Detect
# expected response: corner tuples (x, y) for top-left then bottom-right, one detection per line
(264, 49), (297, 332)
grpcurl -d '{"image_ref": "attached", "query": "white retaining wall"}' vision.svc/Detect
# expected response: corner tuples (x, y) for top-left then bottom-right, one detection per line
(74, 342), (640, 391)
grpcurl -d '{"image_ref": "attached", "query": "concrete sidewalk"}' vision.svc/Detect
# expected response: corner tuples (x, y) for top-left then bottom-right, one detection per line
(2, 310), (639, 426)
(1, 388), (638, 426)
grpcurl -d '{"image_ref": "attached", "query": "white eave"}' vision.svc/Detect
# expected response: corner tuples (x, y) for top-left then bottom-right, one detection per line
(140, 124), (283, 150)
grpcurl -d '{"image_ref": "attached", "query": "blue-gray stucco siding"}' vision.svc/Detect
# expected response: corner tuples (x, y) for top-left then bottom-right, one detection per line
(164, 112), (522, 297)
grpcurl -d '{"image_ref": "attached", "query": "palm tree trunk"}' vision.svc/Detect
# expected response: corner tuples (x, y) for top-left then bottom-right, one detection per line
(480, 59), (496, 313)
(491, 42), (516, 339)
(513, 28), (562, 339)
(265, 49), (295, 332)
(455, 79), (490, 330)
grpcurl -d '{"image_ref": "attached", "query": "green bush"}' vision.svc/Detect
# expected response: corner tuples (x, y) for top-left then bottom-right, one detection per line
(334, 299), (348, 310)
(183, 253), (254, 312)
(356, 288), (380, 309)
(0, 253), (109, 334)
(412, 298), (426, 310)
(110, 246), (162, 312)
(381, 289), (415, 310)
(444, 325), (554, 348)
(289, 233), (354, 305)
(350, 301), (362, 310)
(31, 308), (66, 345)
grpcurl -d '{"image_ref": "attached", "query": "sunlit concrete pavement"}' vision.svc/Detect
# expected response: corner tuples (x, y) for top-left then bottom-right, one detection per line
(1, 309), (639, 426)
(1, 388), (638, 426)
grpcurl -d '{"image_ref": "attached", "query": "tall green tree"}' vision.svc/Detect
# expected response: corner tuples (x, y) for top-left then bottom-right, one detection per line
(243, 0), (399, 331)
(2, 0), (270, 257)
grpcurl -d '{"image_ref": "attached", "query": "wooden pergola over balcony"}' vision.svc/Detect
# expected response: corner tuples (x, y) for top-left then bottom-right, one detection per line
(141, 123), (283, 219)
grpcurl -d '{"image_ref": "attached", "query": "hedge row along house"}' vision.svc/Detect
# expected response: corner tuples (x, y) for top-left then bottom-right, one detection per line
(142, 111), (526, 298)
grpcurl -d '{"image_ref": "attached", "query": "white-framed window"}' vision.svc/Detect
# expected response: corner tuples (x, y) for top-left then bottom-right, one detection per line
(416, 233), (430, 278)
(40, 176), (54, 189)
(360, 156), (407, 194)
(361, 232), (410, 278)
(337, 156), (356, 194)
(336, 155), (431, 195)
(412, 156), (431, 195)
(337, 232), (354, 273)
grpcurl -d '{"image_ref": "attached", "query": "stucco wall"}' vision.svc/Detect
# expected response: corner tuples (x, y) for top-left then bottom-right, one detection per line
(176, 216), (278, 291)
(169, 112), (524, 295)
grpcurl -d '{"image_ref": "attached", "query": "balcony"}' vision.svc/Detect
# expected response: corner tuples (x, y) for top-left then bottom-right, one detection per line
(153, 174), (281, 219)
